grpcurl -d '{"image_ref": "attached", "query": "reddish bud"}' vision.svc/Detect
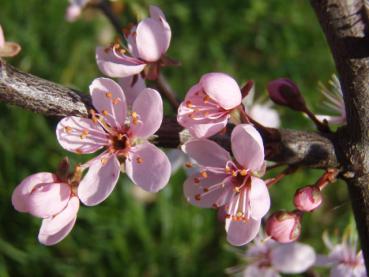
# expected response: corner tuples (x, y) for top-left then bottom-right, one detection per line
(294, 185), (323, 212)
(265, 211), (302, 243)
(56, 157), (70, 182)
(267, 78), (306, 111)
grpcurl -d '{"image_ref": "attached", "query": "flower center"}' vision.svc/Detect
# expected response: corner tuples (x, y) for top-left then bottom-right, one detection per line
(109, 133), (131, 156)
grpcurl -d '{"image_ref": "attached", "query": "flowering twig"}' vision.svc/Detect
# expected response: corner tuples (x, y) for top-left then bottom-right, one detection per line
(94, 0), (180, 111)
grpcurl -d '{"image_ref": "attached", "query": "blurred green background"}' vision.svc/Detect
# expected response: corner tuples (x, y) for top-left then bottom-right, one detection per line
(0, 0), (354, 276)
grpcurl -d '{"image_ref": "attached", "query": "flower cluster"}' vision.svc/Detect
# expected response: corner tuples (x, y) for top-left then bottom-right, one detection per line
(12, 6), (173, 245)
(10, 6), (363, 276)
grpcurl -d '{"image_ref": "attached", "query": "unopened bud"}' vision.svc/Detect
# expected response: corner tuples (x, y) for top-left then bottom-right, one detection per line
(56, 157), (70, 181)
(267, 78), (306, 111)
(265, 211), (302, 243)
(294, 185), (323, 212)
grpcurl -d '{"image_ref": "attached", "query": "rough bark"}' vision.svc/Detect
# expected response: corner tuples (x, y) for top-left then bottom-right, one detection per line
(311, 0), (369, 270)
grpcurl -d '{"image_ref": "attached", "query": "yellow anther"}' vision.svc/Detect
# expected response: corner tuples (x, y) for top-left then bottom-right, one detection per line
(105, 92), (113, 99)
(240, 169), (248, 176)
(117, 133), (124, 140)
(232, 170), (238, 177)
(80, 129), (89, 139)
(101, 157), (108, 165)
(186, 100), (193, 108)
(136, 157), (144, 164)
(102, 110), (109, 116)
(203, 95), (210, 103)
(185, 162), (193, 168)
(234, 186), (241, 193)
(236, 211), (244, 217)
(112, 97), (121, 105)
(200, 171), (208, 178)
(225, 166), (231, 174)
(64, 126), (72, 134)
(132, 111), (139, 125)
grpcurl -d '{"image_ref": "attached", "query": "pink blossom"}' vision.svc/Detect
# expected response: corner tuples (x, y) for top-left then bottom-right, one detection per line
(265, 211), (302, 243)
(242, 83), (280, 128)
(0, 25), (21, 57)
(294, 185), (323, 212)
(177, 72), (242, 138)
(228, 235), (316, 276)
(65, 0), (89, 22)
(56, 77), (171, 206)
(182, 124), (269, 246)
(316, 74), (346, 125)
(316, 232), (366, 277)
(96, 5), (171, 79)
(12, 172), (79, 245)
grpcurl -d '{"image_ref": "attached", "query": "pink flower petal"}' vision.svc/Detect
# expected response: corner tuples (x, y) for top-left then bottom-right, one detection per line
(27, 182), (71, 218)
(188, 118), (229, 138)
(78, 154), (120, 206)
(135, 17), (170, 62)
(182, 139), (230, 168)
(249, 176), (270, 220)
(125, 142), (171, 192)
(149, 5), (171, 54)
(12, 173), (57, 213)
(200, 73), (241, 110)
(130, 88), (163, 138)
(0, 25), (4, 48)
(243, 266), (279, 277)
(0, 42), (21, 58)
(271, 242), (316, 274)
(250, 103), (281, 128)
(56, 116), (109, 154)
(183, 172), (229, 208)
(38, 216), (77, 246)
(65, 4), (82, 22)
(231, 124), (264, 172)
(96, 46), (146, 78)
(38, 196), (79, 245)
(90, 77), (127, 129)
(225, 217), (261, 246)
(118, 75), (146, 106)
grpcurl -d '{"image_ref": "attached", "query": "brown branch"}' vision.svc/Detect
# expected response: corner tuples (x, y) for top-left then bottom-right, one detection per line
(311, 0), (369, 270)
(0, 59), (339, 169)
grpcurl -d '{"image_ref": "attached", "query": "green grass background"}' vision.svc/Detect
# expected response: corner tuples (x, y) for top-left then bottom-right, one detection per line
(0, 0), (354, 276)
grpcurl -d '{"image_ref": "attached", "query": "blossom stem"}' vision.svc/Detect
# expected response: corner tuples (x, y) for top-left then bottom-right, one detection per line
(304, 108), (331, 133)
(315, 168), (340, 191)
(266, 166), (298, 187)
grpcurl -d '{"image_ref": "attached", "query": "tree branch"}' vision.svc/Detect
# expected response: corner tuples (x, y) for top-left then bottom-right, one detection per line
(311, 0), (369, 270)
(0, 59), (339, 169)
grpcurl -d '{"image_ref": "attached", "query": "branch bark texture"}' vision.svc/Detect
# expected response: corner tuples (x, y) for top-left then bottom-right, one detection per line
(0, 59), (338, 169)
(311, 0), (369, 270)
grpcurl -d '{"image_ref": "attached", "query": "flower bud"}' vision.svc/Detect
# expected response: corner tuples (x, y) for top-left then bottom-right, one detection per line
(267, 78), (306, 111)
(265, 211), (302, 243)
(294, 185), (322, 212)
